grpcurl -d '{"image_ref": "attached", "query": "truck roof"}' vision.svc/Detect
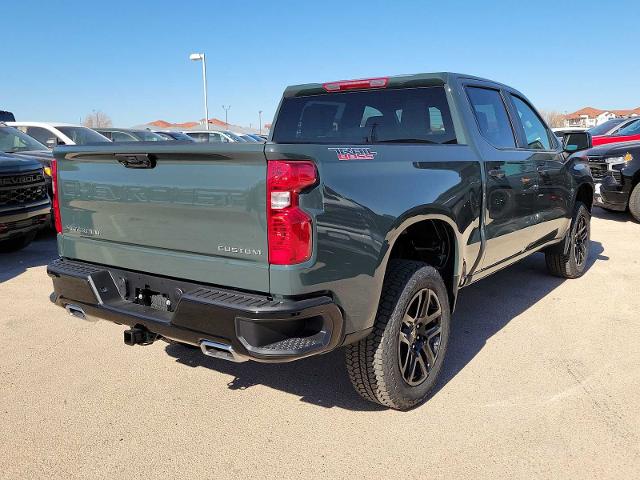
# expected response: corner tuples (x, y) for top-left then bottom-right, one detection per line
(283, 72), (513, 98)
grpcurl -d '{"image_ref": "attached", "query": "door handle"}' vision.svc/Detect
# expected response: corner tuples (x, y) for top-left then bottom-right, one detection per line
(537, 165), (550, 177)
(115, 153), (156, 169)
(488, 168), (505, 179)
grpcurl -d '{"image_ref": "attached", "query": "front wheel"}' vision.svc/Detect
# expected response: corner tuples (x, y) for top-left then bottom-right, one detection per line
(628, 183), (640, 223)
(545, 201), (591, 278)
(345, 260), (450, 410)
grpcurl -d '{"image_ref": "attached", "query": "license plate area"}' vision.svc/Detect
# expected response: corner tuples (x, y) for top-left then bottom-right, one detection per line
(134, 287), (172, 312)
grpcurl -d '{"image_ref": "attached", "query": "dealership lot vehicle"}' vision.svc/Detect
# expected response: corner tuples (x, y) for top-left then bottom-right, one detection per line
(8, 122), (110, 147)
(153, 130), (196, 141)
(247, 133), (267, 142)
(0, 123), (53, 194)
(0, 153), (50, 251)
(552, 126), (586, 138)
(94, 128), (166, 142)
(48, 72), (593, 410)
(585, 140), (640, 221)
(587, 117), (636, 137)
(184, 130), (242, 142)
(221, 130), (248, 142)
(592, 117), (640, 146)
(238, 133), (261, 142)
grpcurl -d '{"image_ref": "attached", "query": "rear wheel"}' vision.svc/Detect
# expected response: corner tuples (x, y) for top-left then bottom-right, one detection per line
(345, 260), (450, 410)
(545, 202), (590, 278)
(629, 183), (640, 223)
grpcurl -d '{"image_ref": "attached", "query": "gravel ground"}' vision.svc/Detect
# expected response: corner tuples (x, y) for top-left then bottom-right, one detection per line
(1, 209), (639, 479)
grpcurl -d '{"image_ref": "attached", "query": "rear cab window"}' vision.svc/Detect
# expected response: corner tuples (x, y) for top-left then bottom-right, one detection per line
(272, 87), (457, 145)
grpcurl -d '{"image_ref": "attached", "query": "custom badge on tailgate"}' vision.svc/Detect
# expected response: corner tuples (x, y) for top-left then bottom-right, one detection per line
(328, 147), (377, 161)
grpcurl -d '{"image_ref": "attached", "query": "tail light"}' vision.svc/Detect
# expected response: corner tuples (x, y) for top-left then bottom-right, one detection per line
(267, 160), (317, 265)
(51, 159), (62, 233)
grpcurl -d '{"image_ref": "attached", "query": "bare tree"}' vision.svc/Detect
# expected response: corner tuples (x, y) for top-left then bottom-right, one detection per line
(540, 110), (566, 128)
(82, 110), (112, 128)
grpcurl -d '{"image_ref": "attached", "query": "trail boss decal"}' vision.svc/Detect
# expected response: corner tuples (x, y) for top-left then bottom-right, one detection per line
(328, 147), (377, 161)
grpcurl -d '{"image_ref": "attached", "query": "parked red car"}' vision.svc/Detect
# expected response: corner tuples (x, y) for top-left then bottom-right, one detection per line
(592, 117), (640, 146)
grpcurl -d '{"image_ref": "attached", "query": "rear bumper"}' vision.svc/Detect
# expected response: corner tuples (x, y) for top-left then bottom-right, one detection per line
(47, 258), (344, 363)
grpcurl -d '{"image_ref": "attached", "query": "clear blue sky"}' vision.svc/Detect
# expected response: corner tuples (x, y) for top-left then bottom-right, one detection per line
(2, 0), (639, 128)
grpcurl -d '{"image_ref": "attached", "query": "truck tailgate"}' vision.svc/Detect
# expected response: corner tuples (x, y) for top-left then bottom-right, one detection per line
(55, 143), (269, 292)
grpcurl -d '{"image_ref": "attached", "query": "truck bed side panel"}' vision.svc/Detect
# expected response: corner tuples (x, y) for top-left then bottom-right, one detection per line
(266, 143), (483, 334)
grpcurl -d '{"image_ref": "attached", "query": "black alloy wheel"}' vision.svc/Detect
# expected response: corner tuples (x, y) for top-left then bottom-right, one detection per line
(398, 288), (442, 386)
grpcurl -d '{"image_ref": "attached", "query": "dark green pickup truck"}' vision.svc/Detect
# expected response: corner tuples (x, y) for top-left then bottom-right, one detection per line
(48, 73), (594, 410)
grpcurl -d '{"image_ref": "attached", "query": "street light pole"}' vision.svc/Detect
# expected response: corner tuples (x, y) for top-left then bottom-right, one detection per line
(189, 52), (209, 130)
(222, 105), (231, 127)
(259, 110), (263, 135)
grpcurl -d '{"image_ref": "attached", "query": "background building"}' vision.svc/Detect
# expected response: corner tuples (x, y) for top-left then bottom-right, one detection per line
(564, 107), (640, 128)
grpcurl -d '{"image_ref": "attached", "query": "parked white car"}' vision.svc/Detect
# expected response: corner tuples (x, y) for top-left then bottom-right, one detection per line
(8, 122), (110, 148)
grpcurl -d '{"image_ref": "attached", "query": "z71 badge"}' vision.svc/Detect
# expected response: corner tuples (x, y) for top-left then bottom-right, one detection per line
(328, 147), (377, 161)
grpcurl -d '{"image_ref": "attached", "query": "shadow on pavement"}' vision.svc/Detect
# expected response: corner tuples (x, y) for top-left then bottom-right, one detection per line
(592, 206), (635, 223)
(431, 240), (606, 398)
(166, 241), (606, 410)
(0, 229), (58, 283)
(165, 342), (384, 411)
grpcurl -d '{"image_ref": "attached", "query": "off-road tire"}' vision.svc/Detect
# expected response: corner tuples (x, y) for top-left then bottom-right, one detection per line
(629, 183), (640, 223)
(545, 201), (590, 278)
(0, 232), (36, 253)
(345, 260), (450, 411)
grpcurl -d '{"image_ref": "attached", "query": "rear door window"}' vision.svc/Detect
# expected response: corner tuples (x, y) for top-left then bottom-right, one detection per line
(272, 86), (457, 145)
(466, 87), (516, 149)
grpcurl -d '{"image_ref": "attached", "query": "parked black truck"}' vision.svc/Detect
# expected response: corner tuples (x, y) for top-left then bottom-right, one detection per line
(583, 140), (640, 221)
(0, 123), (53, 191)
(48, 73), (594, 409)
(0, 153), (50, 251)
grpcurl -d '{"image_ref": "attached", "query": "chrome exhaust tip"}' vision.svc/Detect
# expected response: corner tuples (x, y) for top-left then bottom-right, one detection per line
(200, 340), (247, 363)
(65, 304), (95, 322)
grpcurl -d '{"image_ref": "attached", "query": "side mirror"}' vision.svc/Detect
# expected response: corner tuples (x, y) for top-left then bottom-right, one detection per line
(45, 137), (57, 149)
(563, 131), (592, 153)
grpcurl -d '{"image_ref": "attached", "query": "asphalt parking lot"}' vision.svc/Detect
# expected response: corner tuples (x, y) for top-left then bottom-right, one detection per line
(1, 209), (639, 479)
